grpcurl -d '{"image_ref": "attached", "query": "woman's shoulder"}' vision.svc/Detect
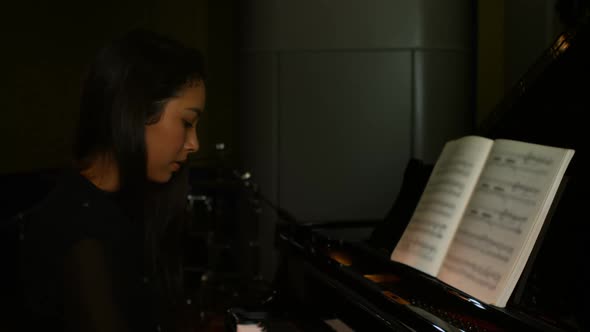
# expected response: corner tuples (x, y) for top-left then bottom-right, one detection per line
(29, 170), (109, 214)
(24, 169), (126, 244)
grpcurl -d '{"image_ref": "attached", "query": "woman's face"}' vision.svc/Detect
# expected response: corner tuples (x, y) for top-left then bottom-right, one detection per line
(145, 82), (206, 183)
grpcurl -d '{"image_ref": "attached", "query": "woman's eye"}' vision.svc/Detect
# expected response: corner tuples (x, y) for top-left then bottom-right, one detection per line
(183, 120), (193, 128)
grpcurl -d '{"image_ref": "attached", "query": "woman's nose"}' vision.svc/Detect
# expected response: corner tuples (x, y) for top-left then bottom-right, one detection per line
(185, 129), (199, 153)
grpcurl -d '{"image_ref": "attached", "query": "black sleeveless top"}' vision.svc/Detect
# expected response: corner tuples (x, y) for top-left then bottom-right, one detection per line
(20, 170), (163, 331)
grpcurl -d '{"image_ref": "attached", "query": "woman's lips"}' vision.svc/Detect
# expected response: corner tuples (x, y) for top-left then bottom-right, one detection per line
(171, 161), (182, 171)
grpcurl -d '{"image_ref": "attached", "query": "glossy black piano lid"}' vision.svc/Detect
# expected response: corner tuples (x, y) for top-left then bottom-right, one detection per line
(475, 16), (590, 332)
(274, 9), (590, 330)
(367, 15), (590, 331)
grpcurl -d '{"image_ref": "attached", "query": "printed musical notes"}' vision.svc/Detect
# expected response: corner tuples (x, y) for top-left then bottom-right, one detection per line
(467, 207), (527, 235)
(393, 155), (474, 265)
(391, 135), (574, 307)
(452, 228), (514, 263)
(434, 159), (474, 177)
(423, 178), (464, 197)
(394, 217), (448, 262)
(488, 150), (555, 175)
(405, 218), (448, 239)
(442, 254), (501, 291)
(477, 177), (538, 206)
(395, 236), (437, 262)
(391, 136), (495, 276)
(414, 199), (456, 218)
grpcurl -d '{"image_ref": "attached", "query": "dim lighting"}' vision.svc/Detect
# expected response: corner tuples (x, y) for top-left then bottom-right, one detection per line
(327, 250), (353, 266)
(364, 274), (400, 283)
(551, 34), (570, 58)
(382, 290), (410, 305)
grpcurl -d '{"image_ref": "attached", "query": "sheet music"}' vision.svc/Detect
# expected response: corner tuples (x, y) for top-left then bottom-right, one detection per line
(391, 136), (493, 276)
(438, 139), (574, 306)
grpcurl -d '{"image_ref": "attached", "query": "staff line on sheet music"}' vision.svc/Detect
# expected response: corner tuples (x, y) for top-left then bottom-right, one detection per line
(475, 186), (536, 206)
(479, 176), (541, 196)
(452, 237), (510, 263)
(491, 150), (554, 167)
(397, 238), (436, 262)
(414, 206), (452, 218)
(465, 209), (524, 235)
(445, 254), (502, 283)
(406, 223), (444, 239)
(442, 262), (498, 291)
(479, 176), (542, 196)
(423, 188), (462, 198)
(455, 229), (514, 254)
(487, 158), (549, 175)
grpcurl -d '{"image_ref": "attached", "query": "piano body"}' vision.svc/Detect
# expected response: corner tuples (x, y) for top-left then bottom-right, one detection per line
(267, 18), (590, 332)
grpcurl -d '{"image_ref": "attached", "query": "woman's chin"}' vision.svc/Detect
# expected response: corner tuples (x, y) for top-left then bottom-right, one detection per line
(147, 172), (173, 184)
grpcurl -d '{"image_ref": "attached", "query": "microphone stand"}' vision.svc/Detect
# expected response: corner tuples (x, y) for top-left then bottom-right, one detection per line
(233, 171), (299, 225)
(232, 170), (301, 312)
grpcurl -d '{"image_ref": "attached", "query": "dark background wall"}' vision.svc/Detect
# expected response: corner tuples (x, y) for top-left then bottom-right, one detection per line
(0, 0), (574, 281)
(0, 0), (568, 173)
(0, 0), (236, 174)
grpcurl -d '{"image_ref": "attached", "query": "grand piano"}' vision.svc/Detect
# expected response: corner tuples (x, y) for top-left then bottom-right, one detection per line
(246, 15), (590, 332)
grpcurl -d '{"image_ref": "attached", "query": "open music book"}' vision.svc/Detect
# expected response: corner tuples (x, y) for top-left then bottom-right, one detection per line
(390, 136), (574, 307)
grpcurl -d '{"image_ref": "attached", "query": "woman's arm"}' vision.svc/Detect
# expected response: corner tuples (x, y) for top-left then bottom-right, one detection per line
(63, 239), (128, 332)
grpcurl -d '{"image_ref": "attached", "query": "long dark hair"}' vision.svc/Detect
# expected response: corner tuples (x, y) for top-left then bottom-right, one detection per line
(74, 29), (205, 310)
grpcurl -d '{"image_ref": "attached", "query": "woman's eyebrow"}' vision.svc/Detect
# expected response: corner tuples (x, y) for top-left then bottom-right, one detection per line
(184, 107), (203, 114)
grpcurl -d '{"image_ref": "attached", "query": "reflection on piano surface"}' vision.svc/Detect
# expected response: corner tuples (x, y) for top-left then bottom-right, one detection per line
(275, 223), (569, 331)
(263, 15), (590, 332)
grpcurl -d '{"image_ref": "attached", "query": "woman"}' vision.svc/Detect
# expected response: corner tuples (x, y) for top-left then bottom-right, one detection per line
(20, 29), (206, 331)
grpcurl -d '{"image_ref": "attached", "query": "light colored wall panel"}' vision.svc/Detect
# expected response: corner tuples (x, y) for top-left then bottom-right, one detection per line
(278, 51), (413, 221)
(238, 53), (280, 279)
(241, 0), (418, 50)
(239, 53), (279, 199)
(420, 0), (474, 49)
(241, 0), (472, 51)
(238, 1), (476, 280)
(413, 50), (474, 163)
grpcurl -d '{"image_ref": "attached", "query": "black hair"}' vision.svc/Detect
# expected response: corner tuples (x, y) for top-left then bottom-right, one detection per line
(74, 28), (205, 317)
(75, 28), (205, 190)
